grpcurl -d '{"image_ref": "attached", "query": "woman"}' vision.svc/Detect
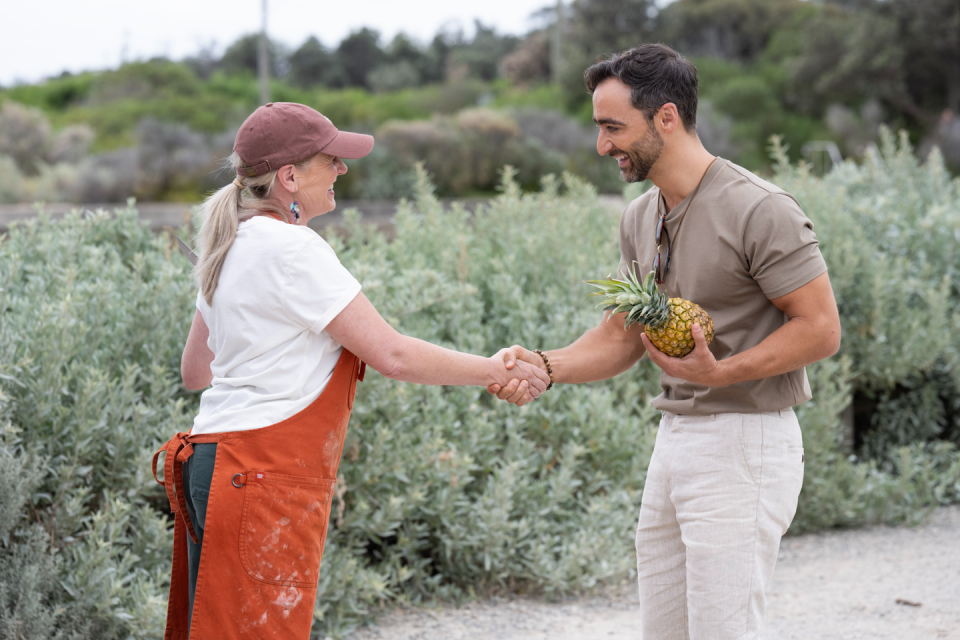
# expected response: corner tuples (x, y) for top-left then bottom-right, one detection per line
(155, 102), (547, 640)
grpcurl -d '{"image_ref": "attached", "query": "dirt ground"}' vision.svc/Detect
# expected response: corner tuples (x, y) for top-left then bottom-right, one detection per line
(346, 505), (960, 640)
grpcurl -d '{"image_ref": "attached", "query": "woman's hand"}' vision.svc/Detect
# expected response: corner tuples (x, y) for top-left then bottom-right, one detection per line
(327, 294), (551, 397)
(489, 348), (550, 406)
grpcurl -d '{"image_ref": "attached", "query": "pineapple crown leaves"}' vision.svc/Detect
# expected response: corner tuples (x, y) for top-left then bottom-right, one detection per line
(585, 262), (670, 329)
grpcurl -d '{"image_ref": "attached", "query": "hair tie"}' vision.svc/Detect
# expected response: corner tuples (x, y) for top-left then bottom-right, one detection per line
(233, 177), (244, 189)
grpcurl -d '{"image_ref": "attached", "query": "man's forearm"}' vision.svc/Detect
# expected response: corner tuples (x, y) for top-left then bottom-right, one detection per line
(544, 313), (646, 384)
(713, 315), (839, 387)
(642, 272), (842, 388)
(710, 274), (841, 386)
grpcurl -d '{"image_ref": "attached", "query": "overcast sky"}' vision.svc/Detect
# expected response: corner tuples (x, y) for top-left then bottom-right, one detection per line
(1, 0), (557, 86)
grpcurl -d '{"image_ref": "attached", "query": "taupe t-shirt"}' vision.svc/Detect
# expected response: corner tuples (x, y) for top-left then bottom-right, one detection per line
(619, 158), (828, 415)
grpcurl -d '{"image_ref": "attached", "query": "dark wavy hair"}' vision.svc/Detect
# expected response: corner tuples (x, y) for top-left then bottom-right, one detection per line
(584, 44), (699, 133)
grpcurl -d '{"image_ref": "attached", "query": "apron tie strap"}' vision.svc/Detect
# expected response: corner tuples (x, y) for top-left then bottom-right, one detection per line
(153, 433), (201, 545)
(347, 359), (365, 410)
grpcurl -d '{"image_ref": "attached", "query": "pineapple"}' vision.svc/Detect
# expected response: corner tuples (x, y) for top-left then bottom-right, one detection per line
(586, 265), (714, 358)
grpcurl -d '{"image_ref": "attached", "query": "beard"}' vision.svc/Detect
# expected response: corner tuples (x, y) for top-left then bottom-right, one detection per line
(611, 125), (663, 183)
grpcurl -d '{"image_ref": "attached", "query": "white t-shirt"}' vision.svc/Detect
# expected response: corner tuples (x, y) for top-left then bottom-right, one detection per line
(192, 216), (361, 434)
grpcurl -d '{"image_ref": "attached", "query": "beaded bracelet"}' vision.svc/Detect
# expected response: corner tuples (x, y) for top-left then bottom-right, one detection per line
(534, 349), (554, 391)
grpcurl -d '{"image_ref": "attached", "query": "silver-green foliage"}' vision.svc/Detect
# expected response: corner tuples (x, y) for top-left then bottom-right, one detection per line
(771, 130), (960, 453)
(792, 358), (960, 534)
(0, 203), (196, 638)
(772, 131), (960, 532)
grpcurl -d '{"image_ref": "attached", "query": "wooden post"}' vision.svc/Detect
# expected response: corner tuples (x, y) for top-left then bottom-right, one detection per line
(551, 0), (563, 86)
(840, 401), (855, 453)
(258, 0), (270, 105)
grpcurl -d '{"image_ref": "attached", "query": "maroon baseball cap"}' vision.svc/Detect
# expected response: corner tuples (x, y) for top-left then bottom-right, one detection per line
(234, 102), (374, 177)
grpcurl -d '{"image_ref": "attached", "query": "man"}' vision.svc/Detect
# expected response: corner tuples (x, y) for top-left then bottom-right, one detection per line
(491, 44), (841, 639)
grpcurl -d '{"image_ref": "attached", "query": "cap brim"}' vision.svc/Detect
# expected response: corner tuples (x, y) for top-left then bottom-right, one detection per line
(321, 131), (374, 159)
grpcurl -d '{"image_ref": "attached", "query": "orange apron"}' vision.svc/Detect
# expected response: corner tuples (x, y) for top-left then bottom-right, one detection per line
(154, 349), (365, 640)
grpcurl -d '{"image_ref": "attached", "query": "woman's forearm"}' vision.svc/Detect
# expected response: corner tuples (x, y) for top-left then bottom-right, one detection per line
(325, 293), (510, 388)
(379, 334), (500, 386)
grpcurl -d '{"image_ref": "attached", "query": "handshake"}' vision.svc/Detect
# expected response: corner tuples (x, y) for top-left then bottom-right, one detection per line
(485, 345), (550, 407)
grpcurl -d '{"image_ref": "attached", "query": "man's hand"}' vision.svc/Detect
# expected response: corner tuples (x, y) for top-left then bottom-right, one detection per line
(644, 273), (841, 388)
(641, 323), (725, 387)
(489, 347), (550, 406)
(484, 313), (647, 400)
(487, 345), (548, 402)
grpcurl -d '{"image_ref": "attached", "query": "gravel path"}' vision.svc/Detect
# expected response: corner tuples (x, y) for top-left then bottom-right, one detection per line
(347, 505), (960, 640)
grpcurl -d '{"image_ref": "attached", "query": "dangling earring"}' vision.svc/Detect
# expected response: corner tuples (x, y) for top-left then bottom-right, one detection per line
(290, 200), (301, 224)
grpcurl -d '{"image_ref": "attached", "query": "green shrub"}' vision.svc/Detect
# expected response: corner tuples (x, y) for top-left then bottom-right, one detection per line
(351, 108), (622, 198)
(0, 155), (24, 203)
(0, 203), (195, 638)
(490, 83), (568, 113)
(308, 82), (488, 131)
(357, 110), (567, 196)
(790, 357), (960, 533)
(771, 130), (960, 441)
(695, 58), (833, 169)
(772, 131), (960, 529)
(2, 141), (959, 638)
(0, 72), (97, 112)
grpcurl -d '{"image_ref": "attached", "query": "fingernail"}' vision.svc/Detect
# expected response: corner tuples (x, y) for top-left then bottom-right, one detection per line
(693, 324), (701, 332)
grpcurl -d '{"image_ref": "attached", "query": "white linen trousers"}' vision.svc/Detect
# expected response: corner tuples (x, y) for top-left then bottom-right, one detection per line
(636, 410), (805, 640)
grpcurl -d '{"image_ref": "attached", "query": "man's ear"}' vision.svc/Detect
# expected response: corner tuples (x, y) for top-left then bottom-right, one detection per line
(656, 103), (681, 135)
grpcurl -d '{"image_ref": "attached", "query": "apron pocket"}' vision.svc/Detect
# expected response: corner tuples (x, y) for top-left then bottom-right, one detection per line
(238, 471), (336, 587)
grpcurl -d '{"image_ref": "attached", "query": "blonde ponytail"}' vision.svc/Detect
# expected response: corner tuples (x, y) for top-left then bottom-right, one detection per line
(196, 180), (242, 305)
(195, 152), (315, 305)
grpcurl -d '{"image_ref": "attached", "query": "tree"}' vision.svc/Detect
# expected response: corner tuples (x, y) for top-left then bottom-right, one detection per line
(449, 21), (520, 82)
(336, 28), (385, 88)
(385, 33), (427, 70)
(499, 31), (551, 86)
(569, 0), (656, 54)
(218, 34), (288, 77)
(421, 34), (452, 84)
(366, 33), (429, 92)
(784, 0), (960, 128)
(657, 0), (806, 63)
(558, 0), (658, 108)
(289, 37), (345, 88)
(219, 34), (259, 76)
